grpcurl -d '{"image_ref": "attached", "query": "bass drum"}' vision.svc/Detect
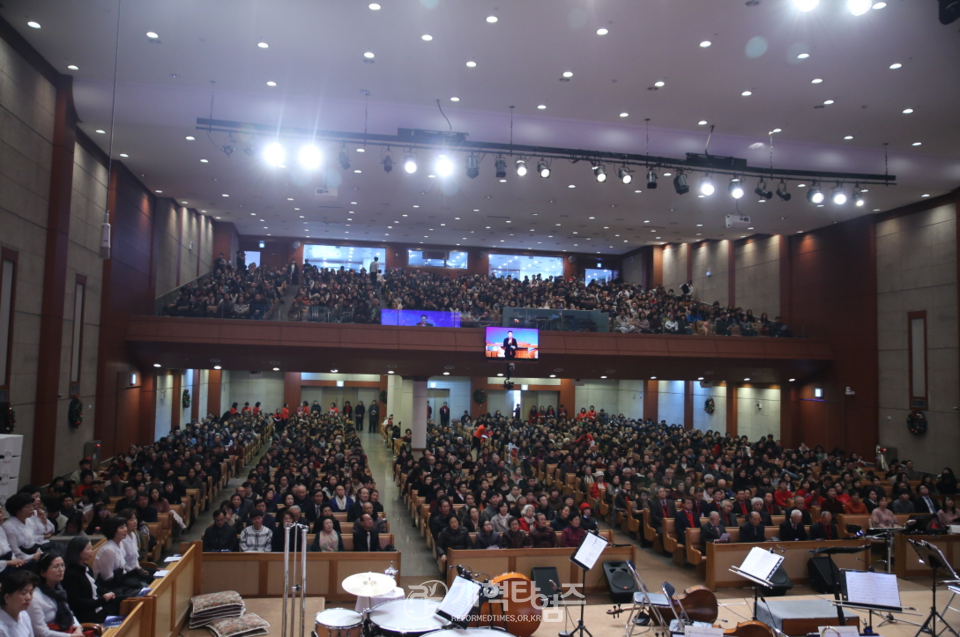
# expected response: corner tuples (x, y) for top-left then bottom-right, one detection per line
(473, 573), (541, 637)
(368, 599), (448, 637)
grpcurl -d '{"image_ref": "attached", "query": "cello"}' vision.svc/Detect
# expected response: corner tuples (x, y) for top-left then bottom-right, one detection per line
(723, 621), (776, 637)
(474, 572), (542, 637)
(652, 585), (719, 626)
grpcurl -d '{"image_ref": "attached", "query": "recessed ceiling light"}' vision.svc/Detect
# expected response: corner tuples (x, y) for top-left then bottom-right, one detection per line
(844, 135), (853, 140)
(354, 169), (361, 173)
(902, 108), (914, 114)
(744, 377), (751, 382)
(596, 27), (609, 35)
(450, 96), (459, 102)
(537, 104), (546, 109)
(387, 370), (394, 374)
(700, 40), (711, 47)
(486, 15), (498, 23)
(921, 193), (930, 197)
(364, 51), (375, 58)
(568, 184), (575, 188)
(215, 216), (220, 220)
(823, 99), (834, 105)
(213, 365), (221, 370)
(181, 201), (188, 204)
(200, 159), (208, 163)
(562, 71), (573, 78)
(741, 90), (752, 96)
(272, 367), (280, 371)
(154, 190), (163, 193)
(27, 21), (40, 29)
(797, 53), (810, 59)
(654, 81), (665, 87)
(146, 31), (159, 38)
(873, 1), (886, 8)
(119, 153), (128, 158)
(369, 2), (381, 9)
(912, 142), (922, 146)
(466, 60), (477, 67)
(95, 129), (105, 134)
(443, 372), (450, 376)
(266, 81), (277, 87)
(698, 120), (707, 125)
(889, 62), (902, 69)
(222, 193), (229, 197)
(811, 78), (823, 83)
(67, 64), (79, 71)
(421, 34), (433, 41)
(185, 136), (195, 141)
(258, 41), (269, 48)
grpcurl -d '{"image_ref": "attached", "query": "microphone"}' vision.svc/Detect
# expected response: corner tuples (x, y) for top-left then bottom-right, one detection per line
(774, 544), (786, 554)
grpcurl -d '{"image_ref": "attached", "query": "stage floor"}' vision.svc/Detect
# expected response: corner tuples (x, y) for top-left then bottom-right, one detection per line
(191, 586), (959, 637)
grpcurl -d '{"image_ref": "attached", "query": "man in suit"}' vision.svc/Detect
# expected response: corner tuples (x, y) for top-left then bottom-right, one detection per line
(733, 490), (752, 518)
(752, 497), (773, 526)
(787, 497), (813, 526)
(416, 314), (434, 327)
(892, 491), (916, 514)
(719, 500), (739, 528)
(809, 511), (840, 541)
(700, 511), (728, 549)
(502, 331), (518, 358)
(779, 509), (808, 541)
(739, 511), (766, 543)
(649, 487), (676, 539)
(439, 402), (450, 427)
(914, 485), (939, 514)
(353, 514), (381, 552)
(674, 497), (700, 547)
(704, 490), (726, 516)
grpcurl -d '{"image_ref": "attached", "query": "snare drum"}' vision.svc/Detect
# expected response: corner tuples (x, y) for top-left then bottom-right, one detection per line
(315, 608), (363, 637)
(368, 599), (448, 637)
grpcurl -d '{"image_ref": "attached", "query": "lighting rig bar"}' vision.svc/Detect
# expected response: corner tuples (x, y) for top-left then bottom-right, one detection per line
(195, 117), (896, 186)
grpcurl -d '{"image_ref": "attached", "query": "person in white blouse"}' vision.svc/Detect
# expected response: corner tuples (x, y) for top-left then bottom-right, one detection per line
(92, 517), (129, 583)
(3, 494), (43, 563)
(0, 570), (40, 637)
(27, 554), (82, 637)
(0, 507), (30, 576)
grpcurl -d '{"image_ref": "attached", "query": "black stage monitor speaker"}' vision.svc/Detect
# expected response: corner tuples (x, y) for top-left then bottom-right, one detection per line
(760, 564), (794, 597)
(531, 567), (561, 607)
(602, 561), (639, 604)
(807, 555), (841, 594)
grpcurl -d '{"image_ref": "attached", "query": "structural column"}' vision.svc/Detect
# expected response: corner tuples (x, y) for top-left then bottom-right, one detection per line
(411, 377), (428, 453)
(726, 383), (738, 436)
(683, 381), (694, 430)
(386, 373), (402, 430)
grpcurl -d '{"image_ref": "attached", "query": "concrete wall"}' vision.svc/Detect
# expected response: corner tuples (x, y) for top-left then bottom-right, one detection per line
(617, 380), (644, 418)
(224, 371), (285, 414)
(737, 386), (781, 441)
(662, 244), (687, 294)
(574, 380), (619, 415)
(154, 200), (214, 296)
(155, 373), (174, 441)
(657, 380), (685, 425)
(876, 203), (958, 473)
(735, 236), (780, 318)
(427, 377), (471, 422)
(693, 383), (726, 433)
(197, 369), (209, 419)
(621, 253), (643, 285)
(692, 240), (730, 306)
(0, 35), (56, 483)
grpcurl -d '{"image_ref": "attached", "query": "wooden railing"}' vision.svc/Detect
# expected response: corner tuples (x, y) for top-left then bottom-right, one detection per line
(119, 541), (202, 637)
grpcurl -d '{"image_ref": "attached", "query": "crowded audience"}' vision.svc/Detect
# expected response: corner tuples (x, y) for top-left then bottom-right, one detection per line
(163, 254), (287, 320)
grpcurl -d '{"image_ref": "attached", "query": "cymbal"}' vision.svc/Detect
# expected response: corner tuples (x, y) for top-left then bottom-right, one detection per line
(342, 572), (397, 597)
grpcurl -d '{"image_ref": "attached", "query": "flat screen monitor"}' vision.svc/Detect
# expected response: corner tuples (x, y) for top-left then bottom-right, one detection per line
(485, 327), (539, 360)
(381, 309), (461, 328)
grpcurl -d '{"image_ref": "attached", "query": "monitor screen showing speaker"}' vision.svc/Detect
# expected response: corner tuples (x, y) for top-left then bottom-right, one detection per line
(485, 327), (539, 359)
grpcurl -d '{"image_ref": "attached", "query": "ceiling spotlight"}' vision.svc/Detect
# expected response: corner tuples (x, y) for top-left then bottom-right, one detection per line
(646, 168), (658, 189)
(807, 182), (825, 204)
(263, 142), (285, 166)
(467, 155), (481, 179)
(847, 0), (872, 14)
(832, 183), (847, 205)
(673, 172), (689, 194)
(618, 167), (632, 184)
(382, 153), (393, 173)
(403, 153), (417, 174)
(537, 159), (550, 178)
(794, 0), (819, 10)
(754, 179), (773, 199)
(593, 163), (607, 183)
(775, 181), (791, 201)
(699, 174), (715, 196)
(494, 156), (506, 179)
(515, 158), (527, 177)
(298, 144), (322, 170)
(852, 186), (865, 207)
(146, 31), (159, 38)
(728, 177), (744, 199)
(338, 146), (351, 170)
(27, 21), (41, 29)
(436, 154), (454, 177)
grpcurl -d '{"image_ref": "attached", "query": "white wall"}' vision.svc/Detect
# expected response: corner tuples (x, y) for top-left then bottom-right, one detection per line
(737, 387), (781, 441)
(657, 380), (685, 425)
(180, 370), (194, 425)
(155, 373), (174, 440)
(197, 369), (209, 419)
(693, 383), (726, 433)
(220, 370), (231, 416)
(400, 378), (414, 430)
(223, 371), (284, 413)
(574, 380), (619, 415)
(621, 253), (643, 285)
(428, 377), (471, 421)
(617, 380), (644, 418)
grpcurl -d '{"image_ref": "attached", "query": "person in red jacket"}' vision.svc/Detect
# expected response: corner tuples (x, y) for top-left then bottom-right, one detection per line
(773, 482), (794, 508)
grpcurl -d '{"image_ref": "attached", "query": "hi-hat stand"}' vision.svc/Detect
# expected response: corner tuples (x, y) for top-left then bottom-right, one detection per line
(281, 522), (308, 637)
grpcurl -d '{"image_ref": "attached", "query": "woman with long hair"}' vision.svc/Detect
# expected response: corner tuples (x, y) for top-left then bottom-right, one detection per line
(61, 537), (117, 623)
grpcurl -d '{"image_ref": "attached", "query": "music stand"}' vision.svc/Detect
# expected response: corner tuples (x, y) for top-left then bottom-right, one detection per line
(834, 569), (921, 634)
(568, 530), (612, 637)
(909, 539), (960, 637)
(728, 547), (783, 621)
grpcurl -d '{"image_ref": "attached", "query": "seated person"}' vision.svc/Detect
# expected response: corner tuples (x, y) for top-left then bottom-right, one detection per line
(870, 496), (899, 528)
(673, 497), (700, 547)
(891, 491), (915, 514)
(436, 516), (471, 563)
(28, 554), (83, 637)
(739, 511), (766, 543)
(700, 511), (728, 549)
(329, 485), (354, 514)
(778, 510), (808, 541)
(500, 517), (529, 549)
(239, 510), (272, 552)
(202, 510), (237, 552)
(809, 511), (839, 540)
(528, 513), (559, 548)
(311, 517), (343, 552)
(2, 494), (44, 564)
(93, 516), (149, 596)
(62, 536), (118, 624)
(843, 492), (868, 515)
(352, 514), (381, 552)
(560, 514), (586, 548)
(751, 498), (772, 526)
(474, 519), (501, 550)
(786, 497), (813, 526)
(272, 511), (306, 553)
(351, 503), (386, 535)
(0, 570), (41, 637)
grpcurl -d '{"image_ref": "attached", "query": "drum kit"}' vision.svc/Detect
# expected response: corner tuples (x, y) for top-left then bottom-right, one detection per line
(313, 567), (537, 637)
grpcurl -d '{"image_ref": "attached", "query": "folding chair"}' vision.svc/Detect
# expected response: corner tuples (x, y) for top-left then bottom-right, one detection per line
(661, 582), (713, 634)
(623, 561), (668, 637)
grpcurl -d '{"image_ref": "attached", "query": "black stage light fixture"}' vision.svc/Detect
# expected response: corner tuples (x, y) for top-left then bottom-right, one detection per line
(646, 167), (658, 189)
(593, 163), (607, 183)
(673, 171), (689, 194)
(728, 177), (744, 199)
(403, 152), (417, 174)
(537, 159), (550, 178)
(755, 180), (773, 199)
(618, 167), (632, 184)
(466, 155), (480, 179)
(494, 156), (507, 179)
(807, 182), (824, 204)
(516, 158), (527, 177)
(338, 147), (351, 170)
(383, 154), (393, 173)
(775, 181), (791, 201)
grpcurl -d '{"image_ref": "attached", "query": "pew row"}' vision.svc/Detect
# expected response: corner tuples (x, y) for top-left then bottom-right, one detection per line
(894, 532), (960, 578)
(444, 543), (635, 593)
(118, 541), (202, 637)
(200, 550), (401, 601)
(101, 600), (148, 637)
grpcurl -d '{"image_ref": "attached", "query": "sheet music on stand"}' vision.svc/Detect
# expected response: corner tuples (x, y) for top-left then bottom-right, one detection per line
(571, 530), (608, 570)
(843, 571), (903, 610)
(436, 576), (482, 625)
(730, 547), (784, 586)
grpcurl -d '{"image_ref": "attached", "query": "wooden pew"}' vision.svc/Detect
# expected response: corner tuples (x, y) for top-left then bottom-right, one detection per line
(894, 532), (960, 578)
(302, 533), (395, 551)
(119, 541), (202, 637)
(101, 599), (148, 637)
(836, 512), (931, 537)
(200, 550), (400, 601)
